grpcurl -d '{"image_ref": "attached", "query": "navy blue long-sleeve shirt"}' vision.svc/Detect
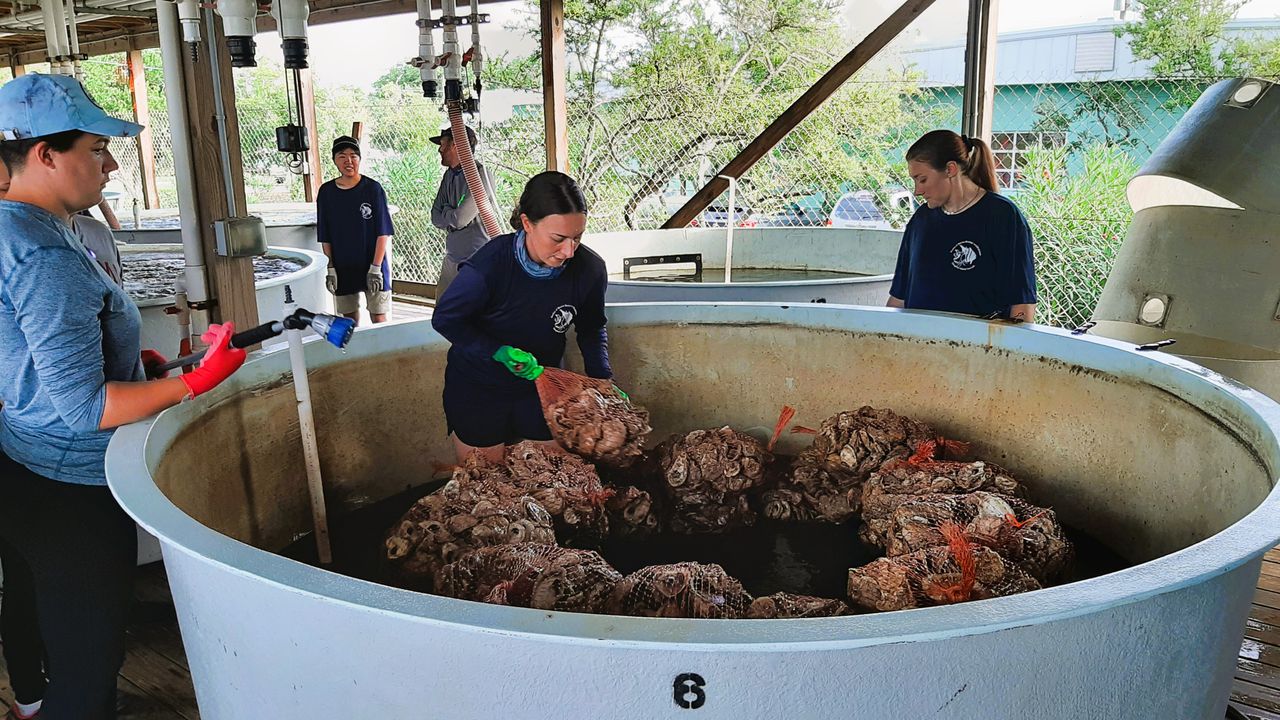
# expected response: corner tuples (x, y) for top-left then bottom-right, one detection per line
(431, 233), (611, 389)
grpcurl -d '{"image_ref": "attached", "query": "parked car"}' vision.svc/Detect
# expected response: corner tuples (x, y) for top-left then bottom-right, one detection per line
(691, 205), (756, 228)
(753, 203), (827, 227)
(828, 190), (916, 229)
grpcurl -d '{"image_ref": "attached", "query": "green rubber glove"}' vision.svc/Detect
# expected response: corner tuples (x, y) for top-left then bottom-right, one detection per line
(613, 385), (630, 402)
(493, 345), (543, 380)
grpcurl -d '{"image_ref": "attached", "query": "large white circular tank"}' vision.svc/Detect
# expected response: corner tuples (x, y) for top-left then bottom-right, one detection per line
(106, 305), (1280, 718)
(589, 227), (900, 304)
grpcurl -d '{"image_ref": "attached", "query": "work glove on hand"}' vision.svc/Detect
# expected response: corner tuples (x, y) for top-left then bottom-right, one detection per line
(367, 264), (384, 293)
(325, 268), (337, 294)
(612, 385), (629, 402)
(180, 323), (247, 399)
(493, 345), (543, 380)
(141, 349), (170, 379)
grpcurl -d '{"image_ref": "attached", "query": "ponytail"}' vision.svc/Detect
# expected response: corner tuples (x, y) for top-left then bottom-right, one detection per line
(906, 129), (998, 193)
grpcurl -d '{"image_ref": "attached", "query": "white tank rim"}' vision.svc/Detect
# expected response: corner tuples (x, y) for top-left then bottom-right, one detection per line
(123, 245), (325, 309)
(607, 273), (893, 289)
(106, 303), (1280, 648)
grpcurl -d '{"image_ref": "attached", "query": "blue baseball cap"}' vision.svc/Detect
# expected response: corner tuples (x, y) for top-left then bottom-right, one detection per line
(0, 73), (143, 141)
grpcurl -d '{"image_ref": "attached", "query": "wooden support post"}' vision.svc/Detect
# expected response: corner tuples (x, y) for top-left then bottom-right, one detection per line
(661, 0), (937, 229)
(300, 68), (323, 202)
(179, 15), (258, 330)
(126, 49), (161, 210)
(11, 63), (26, 77)
(540, 0), (569, 172)
(961, 0), (999, 145)
(350, 121), (363, 142)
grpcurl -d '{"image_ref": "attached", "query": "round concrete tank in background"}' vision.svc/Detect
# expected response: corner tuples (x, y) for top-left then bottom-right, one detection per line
(127, 245), (331, 358)
(107, 305), (1280, 718)
(588, 227), (900, 304)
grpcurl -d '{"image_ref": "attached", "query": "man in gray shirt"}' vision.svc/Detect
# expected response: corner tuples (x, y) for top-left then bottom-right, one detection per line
(430, 125), (497, 298)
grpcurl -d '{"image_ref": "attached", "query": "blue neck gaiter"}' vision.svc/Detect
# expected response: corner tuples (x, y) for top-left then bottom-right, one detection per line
(514, 230), (564, 279)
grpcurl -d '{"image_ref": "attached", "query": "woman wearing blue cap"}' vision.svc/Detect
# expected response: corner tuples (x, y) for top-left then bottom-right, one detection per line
(0, 74), (247, 719)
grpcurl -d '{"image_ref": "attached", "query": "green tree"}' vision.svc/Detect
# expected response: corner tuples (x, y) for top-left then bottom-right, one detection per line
(1120, 0), (1280, 105)
(1016, 143), (1140, 328)
(80, 53), (134, 118)
(483, 0), (921, 229)
(1121, 0), (1244, 78)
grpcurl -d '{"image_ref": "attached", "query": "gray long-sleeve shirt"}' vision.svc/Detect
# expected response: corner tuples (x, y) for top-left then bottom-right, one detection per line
(431, 162), (499, 263)
(0, 200), (144, 485)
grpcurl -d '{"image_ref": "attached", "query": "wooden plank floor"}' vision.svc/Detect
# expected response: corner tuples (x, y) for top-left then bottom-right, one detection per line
(1231, 547), (1280, 719)
(2, 482), (1279, 719)
(390, 296), (433, 323)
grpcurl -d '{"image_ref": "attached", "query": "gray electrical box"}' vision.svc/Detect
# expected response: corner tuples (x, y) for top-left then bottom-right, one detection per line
(213, 216), (268, 257)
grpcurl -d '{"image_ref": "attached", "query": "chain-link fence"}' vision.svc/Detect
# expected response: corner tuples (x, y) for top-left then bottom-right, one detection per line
(85, 27), (1231, 325)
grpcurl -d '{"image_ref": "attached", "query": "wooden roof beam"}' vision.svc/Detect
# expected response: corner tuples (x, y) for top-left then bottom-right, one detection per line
(661, 0), (938, 230)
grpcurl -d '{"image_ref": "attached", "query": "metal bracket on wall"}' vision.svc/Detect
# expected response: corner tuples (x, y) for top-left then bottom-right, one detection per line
(622, 253), (703, 281)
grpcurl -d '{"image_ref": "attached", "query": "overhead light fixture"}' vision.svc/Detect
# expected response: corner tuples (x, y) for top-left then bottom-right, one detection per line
(1225, 78), (1271, 109)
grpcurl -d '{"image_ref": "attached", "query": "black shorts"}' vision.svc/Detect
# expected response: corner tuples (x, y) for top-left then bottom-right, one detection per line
(443, 378), (552, 447)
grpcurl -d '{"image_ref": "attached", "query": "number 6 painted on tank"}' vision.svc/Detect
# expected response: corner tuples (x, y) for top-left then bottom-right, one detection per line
(673, 672), (707, 709)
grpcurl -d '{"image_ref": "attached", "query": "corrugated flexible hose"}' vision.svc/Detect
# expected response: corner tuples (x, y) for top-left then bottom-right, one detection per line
(448, 102), (502, 238)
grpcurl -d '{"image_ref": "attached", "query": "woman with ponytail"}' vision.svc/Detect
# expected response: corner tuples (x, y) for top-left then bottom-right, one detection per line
(887, 129), (1038, 321)
(431, 171), (614, 462)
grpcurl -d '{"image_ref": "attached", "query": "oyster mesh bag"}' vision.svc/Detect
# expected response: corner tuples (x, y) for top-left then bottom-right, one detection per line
(534, 367), (651, 467)
(860, 448), (1026, 549)
(883, 491), (1073, 583)
(606, 562), (754, 618)
(502, 441), (614, 545)
(656, 427), (770, 533)
(764, 407), (969, 524)
(847, 523), (1042, 612)
(747, 592), (852, 619)
(384, 460), (556, 583)
(435, 543), (622, 613)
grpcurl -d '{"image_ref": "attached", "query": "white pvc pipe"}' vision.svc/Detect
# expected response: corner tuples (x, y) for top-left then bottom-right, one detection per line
(38, 0), (59, 67)
(203, 6), (239, 218)
(51, 0), (70, 74)
(283, 291), (332, 565)
(8, 0), (148, 25)
(719, 174), (736, 283)
(63, 0), (81, 79)
(440, 0), (459, 86)
(415, 0), (436, 92)
(468, 0), (482, 77)
(156, 0), (210, 304)
(40, 0), (66, 74)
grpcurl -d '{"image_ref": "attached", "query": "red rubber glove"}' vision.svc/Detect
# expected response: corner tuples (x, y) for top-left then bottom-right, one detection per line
(180, 323), (247, 399)
(141, 349), (170, 379)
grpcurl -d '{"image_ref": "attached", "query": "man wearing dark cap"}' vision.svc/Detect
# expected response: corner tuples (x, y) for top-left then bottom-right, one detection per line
(430, 125), (497, 298)
(317, 135), (394, 324)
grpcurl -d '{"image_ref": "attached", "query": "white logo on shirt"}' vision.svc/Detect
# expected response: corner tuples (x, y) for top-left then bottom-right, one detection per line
(551, 305), (576, 333)
(950, 241), (982, 271)
(359, 202), (373, 220)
